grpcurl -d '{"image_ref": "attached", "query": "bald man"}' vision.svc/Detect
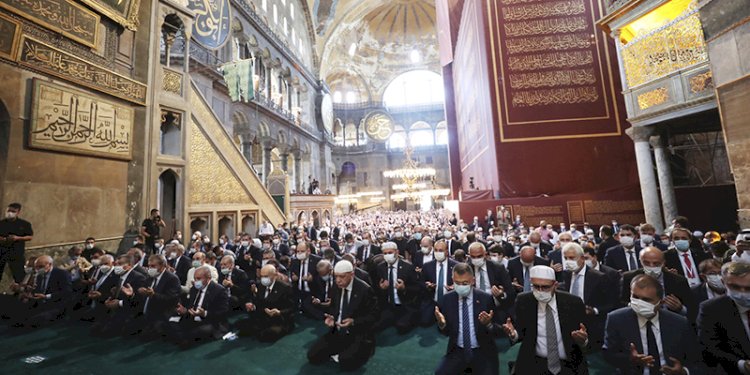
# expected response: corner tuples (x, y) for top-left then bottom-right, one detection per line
(620, 247), (695, 323)
(237, 264), (295, 342)
(169, 266), (229, 348)
(9, 255), (72, 327)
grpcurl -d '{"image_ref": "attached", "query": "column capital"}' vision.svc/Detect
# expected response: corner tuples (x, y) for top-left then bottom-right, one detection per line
(649, 134), (667, 148)
(625, 126), (654, 142)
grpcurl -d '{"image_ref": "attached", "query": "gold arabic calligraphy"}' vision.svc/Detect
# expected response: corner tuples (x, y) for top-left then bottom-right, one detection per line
(0, 0), (99, 47)
(502, 0), (586, 22)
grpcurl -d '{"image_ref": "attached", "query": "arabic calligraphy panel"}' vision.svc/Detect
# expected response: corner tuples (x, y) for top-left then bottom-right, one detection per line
(0, 0), (100, 47)
(188, 0), (232, 49)
(30, 79), (134, 160)
(79, 0), (140, 31)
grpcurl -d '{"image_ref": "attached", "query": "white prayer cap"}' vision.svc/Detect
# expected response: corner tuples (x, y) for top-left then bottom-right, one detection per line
(529, 265), (555, 281)
(334, 260), (354, 274)
(382, 241), (398, 250)
(253, 238), (262, 247)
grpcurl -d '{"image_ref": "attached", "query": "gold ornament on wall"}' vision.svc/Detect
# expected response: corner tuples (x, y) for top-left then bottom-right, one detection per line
(364, 111), (395, 143)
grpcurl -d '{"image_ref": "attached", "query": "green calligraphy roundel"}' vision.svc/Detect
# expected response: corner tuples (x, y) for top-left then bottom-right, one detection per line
(189, 0), (232, 50)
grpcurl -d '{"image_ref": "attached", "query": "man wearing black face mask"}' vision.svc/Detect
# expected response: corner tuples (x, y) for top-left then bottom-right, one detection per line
(141, 209), (165, 255)
(0, 202), (34, 284)
(698, 261), (750, 374)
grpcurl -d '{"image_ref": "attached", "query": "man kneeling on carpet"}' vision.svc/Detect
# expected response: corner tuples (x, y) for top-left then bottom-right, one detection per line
(308, 260), (380, 371)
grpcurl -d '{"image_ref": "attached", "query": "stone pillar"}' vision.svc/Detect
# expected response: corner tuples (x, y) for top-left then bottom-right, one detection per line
(651, 135), (678, 226)
(263, 147), (272, 185)
(241, 141), (253, 165)
(626, 126), (664, 232)
(280, 153), (289, 173)
(294, 155), (302, 192)
(266, 67), (272, 99)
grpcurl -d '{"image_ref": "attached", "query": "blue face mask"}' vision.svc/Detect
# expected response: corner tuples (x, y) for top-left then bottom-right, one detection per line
(455, 284), (472, 298)
(727, 287), (750, 308)
(414, 233), (423, 241)
(674, 240), (691, 252)
(193, 280), (204, 290)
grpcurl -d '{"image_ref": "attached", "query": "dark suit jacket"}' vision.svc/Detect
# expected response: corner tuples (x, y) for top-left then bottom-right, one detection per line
(512, 291), (588, 374)
(620, 269), (696, 322)
(691, 283), (714, 308)
(290, 254), (322, 292)
(170, 255), (192, 285)
(548, 249), (562, 265)
(562, 266), (615, 315)
(421, 259), (457, 301)
(604, 245), (642, 272)
(444, 239), (461, 256)
(595, 263), (622, 286)
(355, 268), (372, 286)
(603, 307), (705, 374)
(310, 275), (336, 303)
(217, 267), (250, 301)
(376, 260), (420, 307)
(235, 245), (263, 278)
(476, 260), (516, 310)
(328, 277), (379, 339)
(356, 244), (381, 262)
(664, 249), (711, 279)
(413, 251), (437, 269)
(182, 281), (229, 335)
(250, 280), (295, 330)
(33, 268), (72, 309)
(89, 270), (119, 304)
(438, 289), (501, 359)
(519, 241), (553, 258)
(506, 256), (550, 285)
(698, 295), (750, 374)
(597, 237), (620, 260)
(141, 270), (181, 319)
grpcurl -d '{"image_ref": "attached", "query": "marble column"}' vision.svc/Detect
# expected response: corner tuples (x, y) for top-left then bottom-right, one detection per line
(263, 147), (272, 186)
(294, 155), (302, 192)
(651, 135), (678, 227)
(280, 153), (289, 173)
(241, 141), (253, 165)
(626, 126), (664, 232)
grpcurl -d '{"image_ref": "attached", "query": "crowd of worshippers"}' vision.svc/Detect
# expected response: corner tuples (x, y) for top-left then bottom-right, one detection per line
(4, 205), (750, 374)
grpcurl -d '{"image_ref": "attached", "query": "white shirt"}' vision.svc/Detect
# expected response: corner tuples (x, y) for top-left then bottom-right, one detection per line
(638, 314), (666, 374)
(536, 295), (567, 360)
(625, 249), (638, 271)
(388, 261), (401, 305)
(337, 279), (354, 324)
(184, 265), (220, 294)
(474, 264), (491, 294)
(457, 292), (478, 349)
(299, 260), (311, 292)
(422, 251), (434, 265)
(570, 266), (586, 300)
(434, 260), (449, 302)
(259, 223), (275, 235)
(677, 250), (701, 287)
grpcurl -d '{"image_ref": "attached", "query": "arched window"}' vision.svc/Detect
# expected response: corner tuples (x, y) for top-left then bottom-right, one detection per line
(383, 70), (445, 108)
(436, 121), (448, 145)
(388, 125), (407, 149)
(333, 91), (342, 103)
(344, 123), (358, 147)
(345, 91), (358, 104)
(409, 122), (434, 148)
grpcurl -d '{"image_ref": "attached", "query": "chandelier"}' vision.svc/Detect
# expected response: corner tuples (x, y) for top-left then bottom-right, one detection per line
(383, 141), (449, 201)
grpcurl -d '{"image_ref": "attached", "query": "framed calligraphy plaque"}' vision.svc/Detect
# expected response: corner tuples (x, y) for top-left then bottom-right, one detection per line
(188, 0), (232, 49)
(30, 79), (134, 160)
(0, 13), (21, 60)
(79, 0), (140, 31)
(0, 0), (100, 48)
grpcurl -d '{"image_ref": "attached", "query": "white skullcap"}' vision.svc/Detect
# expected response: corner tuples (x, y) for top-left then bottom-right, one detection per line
(529, 265), (555, 281)
(737, 229), (750, 243)
(382, 241), (398, 250)
(253, 238), (262, 247)
(334, 260), (354, 274)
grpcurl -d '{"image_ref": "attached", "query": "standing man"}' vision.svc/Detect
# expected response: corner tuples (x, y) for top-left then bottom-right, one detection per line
(434, 263), (502, 374)
(141, 209), (165, 255)
(0, 203), (33, 283)
(502, 266), (589, 374)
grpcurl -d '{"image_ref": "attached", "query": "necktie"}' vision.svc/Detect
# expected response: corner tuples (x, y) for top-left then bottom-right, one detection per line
(628, 251), (637, 271)
(144, 278), (157, 313)
(461, 297), (472, 355)
(193, 289), (203, 309)
(42, 273), (50, 293)
(523, 266), (531, 292)
(299, 262), (306, 290)
(264, 286), (270, 299)
(571, 273), (581, 298)
(437, 263), (444, 302)
(646, 321), (661, 368)
(546, 304), (562, 374)
(341, 289), (350, 322)
(364, 246), (369, 260)
(388, 266), (395, 305)
(324, 280), (330, 301)
(478, 267), (486, 291)
(683, 253), (694, 278)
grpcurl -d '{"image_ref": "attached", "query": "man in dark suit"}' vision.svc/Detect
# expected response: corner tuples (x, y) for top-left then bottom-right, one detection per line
(319, 230), (338, 253)
(468, 242), (515, 322)
(520, 232), (553, 259)
(461, 232), (487, 254)
(603, 274), (704, 374)
(291, 242), (321, 307)
(413, 236), (438, 270)
(697, 261), (750, 374)
(444, 232), (461, 256)
(125, 254), (181, 337)
(691, 259), (725, 306)
(561, 243), (616, 350)
(308, 260), (380, 371)
(507, 246), (550, 294)
(307, 224), (319, 242)
(169, 266), (229, 348)
(375, 242), (420, 334)
(604, 225), (642, 272)
(79, 254), (119, 322)
(356, 233), (381, 266)
(620, 247), (695, 323)
(582, 246), (621, 287)
(596, 225), (619, 261)
(419, 240), (457, 326)
(236, 264), (295, 341)
(235, 235), (262, 279)
(303, 259), (335, 320)
(91, 254), (148, 336)
(434, 263), (502, 375)
(342, 253), (371, 286)
(10, 255), (72, 327)
(167, 244), (192, 285)
(502, 265), (589, 374)
(639, 223), (668, 251)
(664, 228), (711, 288)
(218, 255), (250, 310)
(127, 248), (149, 276)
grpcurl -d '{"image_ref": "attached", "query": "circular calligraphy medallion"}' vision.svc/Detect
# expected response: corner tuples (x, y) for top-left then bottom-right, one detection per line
(188, 0), (232, 50)
(321, 94), (334, 134)
(364, 111), (395, 143)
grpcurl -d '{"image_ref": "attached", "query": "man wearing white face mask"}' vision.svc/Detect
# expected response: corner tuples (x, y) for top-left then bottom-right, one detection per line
(603, 274), (704, 374)
(502, 265), (589, 374)
(375, 242), (419, 334)
(604, 225), (642, 272)
(0, 202), (34, 284)
(237, 264), (295, 341)
(620, 248), (696, 324)
(304, 260), (334, 320)
(468, 242), (514, 321)
(665, 228), (711, 288)
(692, 259), (726, 307)
(419, 240), (458, 326)
(356, 232), (381, 265)
(639, 223), (668, 251)
(698, 261), (750, 374)
(413, 236), (435, 270)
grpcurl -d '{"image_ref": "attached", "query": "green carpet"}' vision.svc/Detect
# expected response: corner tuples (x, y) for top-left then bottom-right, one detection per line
(0, 316), (616, 374)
